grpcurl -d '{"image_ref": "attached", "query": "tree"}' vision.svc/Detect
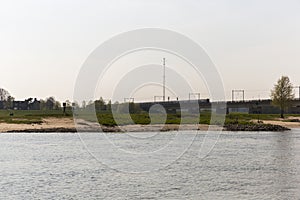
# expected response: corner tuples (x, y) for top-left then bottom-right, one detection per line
(0, 88), (11, 101)
(0, 88), (15, 109)
(129, 102), (141, 114)
(40, 99), (46, 110)
(106, 100), (112, 111)
(54, 101), (61, 110)
(5, 96), (15, 109)
(45, 97), (56, 110)
(95, 97), (106, 111)
(25, 98), (33, 103)
(271, 76), (294, 118)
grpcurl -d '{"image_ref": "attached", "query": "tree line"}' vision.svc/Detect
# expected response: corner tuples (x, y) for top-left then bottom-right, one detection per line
(0, 75), (297, 117)
(0, 89), (140, 113)
(0, 88), (61, 110)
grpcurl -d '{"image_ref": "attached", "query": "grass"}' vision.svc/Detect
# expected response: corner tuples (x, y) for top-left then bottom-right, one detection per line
(0, 109), (299, 126)
(96, 112), (300, 126)
(0, 109), (72, 124)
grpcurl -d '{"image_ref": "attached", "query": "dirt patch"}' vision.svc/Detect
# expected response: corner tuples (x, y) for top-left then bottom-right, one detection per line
(253, 116), (300, 129)
(0, 117), (75, 132)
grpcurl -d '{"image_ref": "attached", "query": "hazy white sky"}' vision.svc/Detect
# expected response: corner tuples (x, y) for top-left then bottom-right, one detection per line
(0, 0), (299, 102)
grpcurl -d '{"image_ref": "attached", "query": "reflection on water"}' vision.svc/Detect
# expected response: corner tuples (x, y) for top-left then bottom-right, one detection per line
(273, 132), (298, 199)
(0, 130), (300, 199)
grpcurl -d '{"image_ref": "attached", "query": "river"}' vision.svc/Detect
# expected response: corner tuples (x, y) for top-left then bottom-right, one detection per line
(1, 130), (300, 199)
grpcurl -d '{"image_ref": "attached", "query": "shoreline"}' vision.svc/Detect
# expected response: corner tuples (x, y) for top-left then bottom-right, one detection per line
(1, 117), (299, 133)
(6, 124), (293, 133)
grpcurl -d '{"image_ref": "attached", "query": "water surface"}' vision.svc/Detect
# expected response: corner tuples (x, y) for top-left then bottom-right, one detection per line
(1, 130), (300, 199)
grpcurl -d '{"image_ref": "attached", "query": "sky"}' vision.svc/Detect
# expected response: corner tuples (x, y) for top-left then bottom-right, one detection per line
(0, 0), (300, 102)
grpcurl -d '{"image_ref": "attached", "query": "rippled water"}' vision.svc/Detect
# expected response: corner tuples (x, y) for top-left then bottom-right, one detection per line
(1, 130), (300, 199)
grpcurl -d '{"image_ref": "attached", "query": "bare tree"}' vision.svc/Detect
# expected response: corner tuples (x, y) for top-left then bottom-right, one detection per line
(0, 88), (11, 101)
(271, 76), (294, 118)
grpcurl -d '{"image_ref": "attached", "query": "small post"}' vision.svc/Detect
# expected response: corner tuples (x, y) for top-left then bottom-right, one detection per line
(63, 102), (66, 115)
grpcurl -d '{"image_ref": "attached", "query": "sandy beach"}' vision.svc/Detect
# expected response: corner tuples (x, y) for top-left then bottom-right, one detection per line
(0, 117), (220, 132)
(0, 118), (76, 132)
(254, 116), (300, 129)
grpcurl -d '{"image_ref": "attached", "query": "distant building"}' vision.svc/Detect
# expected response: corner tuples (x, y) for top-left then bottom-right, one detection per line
(13, 101), (29, 110)
(228, 107), (249, 113)
(0, 98), (40, 110)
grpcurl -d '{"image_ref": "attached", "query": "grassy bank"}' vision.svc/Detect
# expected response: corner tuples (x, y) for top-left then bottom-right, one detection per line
(96, 112), (300, 127)
(0, 109), (299, 126)
(95, 112), (299, 132)
(0, 110), (72, 124)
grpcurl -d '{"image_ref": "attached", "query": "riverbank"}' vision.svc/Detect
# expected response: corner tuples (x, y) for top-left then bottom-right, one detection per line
(1, 117), (299, 132)
(3, 118), (219, 133)
(0, 118), (75, 132)
(1, 110), (300, 132)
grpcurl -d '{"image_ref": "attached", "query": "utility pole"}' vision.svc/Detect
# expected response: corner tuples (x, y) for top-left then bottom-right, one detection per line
(163, 58), (166, 102)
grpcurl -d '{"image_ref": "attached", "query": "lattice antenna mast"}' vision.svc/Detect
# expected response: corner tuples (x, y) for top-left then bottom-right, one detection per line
(163, 58), (166, 102)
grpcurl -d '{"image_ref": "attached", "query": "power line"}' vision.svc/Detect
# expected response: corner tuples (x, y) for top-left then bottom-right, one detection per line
(124, 98), (134, 103)
(189, 93), (200, 101)
(232, 90), (245, 102)
(154, 96), (164, 102)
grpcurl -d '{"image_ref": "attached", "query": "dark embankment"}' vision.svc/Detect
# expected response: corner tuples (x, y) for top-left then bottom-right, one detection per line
(7, 128), (77, 133)
(224, 123), (291, 132)
(6, 126), (123, 133)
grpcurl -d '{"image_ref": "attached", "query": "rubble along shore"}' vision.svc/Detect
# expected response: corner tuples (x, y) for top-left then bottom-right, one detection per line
(224, 123), (291, 132)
